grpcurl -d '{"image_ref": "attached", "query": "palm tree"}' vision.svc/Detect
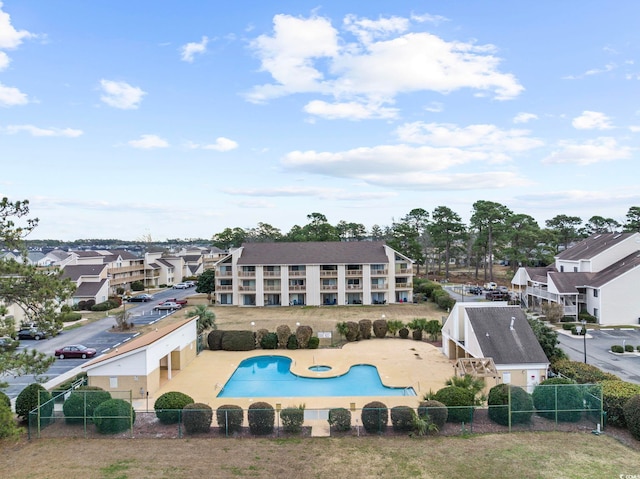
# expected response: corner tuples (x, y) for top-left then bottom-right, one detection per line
(445, 375), (486, 405)
(186, 304), (216, 334)
(386, 320), (404, 337)
(336, 321), (350, 340)
(407, 318), (428, 340)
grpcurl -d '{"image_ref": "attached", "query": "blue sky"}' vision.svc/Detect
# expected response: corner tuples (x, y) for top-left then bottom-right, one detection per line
(1, 1), (639, 241)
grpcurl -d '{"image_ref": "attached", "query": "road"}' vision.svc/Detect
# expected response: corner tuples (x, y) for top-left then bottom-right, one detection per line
(556, 328), (640, 384)
(4, 287), (196, 399)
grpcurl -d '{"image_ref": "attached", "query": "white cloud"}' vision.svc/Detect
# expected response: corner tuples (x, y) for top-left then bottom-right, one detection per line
(630, 125), (640, 132)
(224, 185), (396, 201)
(0, 50), (8, 70)
(186, 137), (238, 151)
(0, 82), (28, 106)
(3, 124), (83, 137)
(424, 102), (443, 113)
(99, 79), (146, 109)
(542, 137), (631, 165)
(0, 3), (34, 49)
(246, 13), (523, 119)
(572, 111), (614, 130)
(128, 134), (169, 149)
(410, 13), (449, 25)
(180, 36), (208, 62)
(513, 112), (538, 124)
(563, 63), (617, 80)
(304, 99), (397, 120)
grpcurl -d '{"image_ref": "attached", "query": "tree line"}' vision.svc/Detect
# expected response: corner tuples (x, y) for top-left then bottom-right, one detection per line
(211, 205), (640, 282)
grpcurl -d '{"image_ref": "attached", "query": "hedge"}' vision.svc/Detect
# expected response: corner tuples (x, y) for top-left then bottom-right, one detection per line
(361, 401), (388, 433)
(248, 402), (275, 435)
(551, 359), (619, 383)
(220, 330), (255, 351)
(600, 380), (640, 427)
(532, 378), (583, 422)
(182, 403), (213, 434)
(216, 405), (244, 434)
(417, 400), (448, 432)
(328, 408), (351, 432)
(623, 395), (640, 440)
(154, 391), (194, 424)
(390, 405), (415, 432)
(93, 399), (135, 434)
(280, 407), (305, 433)
(433, 386), (474, 423)
(63, 387), (112, 424)
(487, 384), (533, 426)
(15, 383), (52, 423)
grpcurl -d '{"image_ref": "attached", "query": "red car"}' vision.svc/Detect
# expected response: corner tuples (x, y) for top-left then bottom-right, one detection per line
(54, 344), (97, 359)
(158, 298), (187, 306)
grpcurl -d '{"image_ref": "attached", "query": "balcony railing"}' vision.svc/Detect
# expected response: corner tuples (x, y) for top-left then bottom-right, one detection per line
(371, 269), (388, 275)
(263, 285), (281, 291)
(395, 282), (413, 289)
(320, 270), (338, 277)
(263, 270), (281, 277)
(396, 267), (413, 274)
(239, 285), (256, 291)
(346, 284), (362, 290)
(237, 270), (256, 277)
(216, 285), (233, 291)
(371, 284), (387, 290)
(288, 285), (306, 291)
(345, 270), (363, 276)
(321, 284), (338, 290)
(217, 270), (232, 276)
(526, 286), (558, 302)
(288, 270), (306, 277)
(109, 265), (144, 274)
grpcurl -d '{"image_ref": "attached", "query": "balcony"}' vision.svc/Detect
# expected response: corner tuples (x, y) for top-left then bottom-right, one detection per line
(345, 269), (363, 276)
(216, 285), (233, 291)
(217, 270), (233, 277)
(239, 285), (256, 291)
(320, 270), (338, 277)
(109, 264), (144, 274)
(288, 285), (306, 291)
(263, 285), (281, 291)
(395, 282), (413, 289)
(321, 284), (338, 290)
(371, 283), (387, 290)
(396, 267), (413, 274)
(371, 269), (388, 276)
(346, 284), (362, 290)
(526, 286), (558, 302)
(237, 269), (256, 278)
(263, 270), (281, 277)
(288, 270), (306, 277)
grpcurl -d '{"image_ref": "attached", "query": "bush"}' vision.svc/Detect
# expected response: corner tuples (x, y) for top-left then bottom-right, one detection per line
(623, 395), (640, 440)
(248, 402), (275, 435)
(93, 399), (135, 434)
(276, 324), (291, 349)
(308, 336), (319, 349)
(433, 386), (474, 423)
(390, 405), (415, 432)
(59, 311), (83, 322)
(532, 378), (583, 422)
(328, 408), (351, 432)
(358, 320), (372, 340)
(0, 402), (20, 439)
(286, 334), (298, 350)
(345, 321), (360, 341)
(154, 391), (194, 424)
(551, 359), (619, 383)
(398, 327), (409, 339)
(207, 330), (224, 350)
(361, 401), (388, 433)
(63, 386), (112, 424)
(131, 281), (145, 291)
(255, 328), (269, 348)
(487, 384), (533, 426)
(221, 331), (255, 351)
(625, 344), (635, 352)
(611, 345), (624, 353)
(296, 325), (313, 348)
(15, 383), (52, 423)
(578, 311), (598, 323)
(280, 406), (305, 433)
(417, 400), (448, 432)
(562, 323), (574, 331)
(182, 403), (212, 434)
(372, 319), (388, 338)
(90, 299), (120, 312)
(216, 405), (244, 434)
(601, 380), (640, 427)
(0, 391), (10, 409)
(260, 332), (278, 349)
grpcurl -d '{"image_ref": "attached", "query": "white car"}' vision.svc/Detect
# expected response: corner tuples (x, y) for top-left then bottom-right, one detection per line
(173, 283), (188, 289)
(154, 301), (183, 311)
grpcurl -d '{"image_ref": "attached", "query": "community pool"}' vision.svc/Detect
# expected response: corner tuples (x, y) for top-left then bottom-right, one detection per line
(217, 355), (416, 398)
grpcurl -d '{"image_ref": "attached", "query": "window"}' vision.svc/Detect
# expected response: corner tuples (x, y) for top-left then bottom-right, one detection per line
(560, 266), (564, 272)
(109, 377), (118, 389)
(593, 289), (598, 298)
(593, 308), (599, 318)
(502, 372), (511, 384)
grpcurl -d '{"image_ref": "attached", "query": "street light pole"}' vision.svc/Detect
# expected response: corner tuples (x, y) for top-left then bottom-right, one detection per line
(581, 319), (587, 363)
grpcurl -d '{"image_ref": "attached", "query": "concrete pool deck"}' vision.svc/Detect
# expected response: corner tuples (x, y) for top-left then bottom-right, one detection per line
(137, 338), (456, 412)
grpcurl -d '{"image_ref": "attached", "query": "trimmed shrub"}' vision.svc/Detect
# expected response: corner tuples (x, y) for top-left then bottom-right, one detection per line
(248, 401), (275, 435)
(296, 325), (313, 348)
(611, 345), (624, 353)
(131, 281), (144, 291)
(182, 403), (213, 434)
(390, 405), (415, 432)
(623, 395), (640, 440)
(532, 378), (583, 422)
(15, 383), (52, 422)
(255, 328), (269, 348)
(0, 402), (20, 439)
(578, 311), (598, 323)
(216, 404), (244, 434)
(625, 344), (635, 353)
(59, 311), (83, 322)
(345, 321), (360, 341)
(308, 336), (319, 349)
(417, 400), (448, 432)
(601, 380), (640, 427)
(93, 399), (135, 434)
(398, 327), (409, 339)
(207, 330), (224, 350)
(487, 384), (533, 426)
(260, 332), (278, 349)
(63, 386), (112, 424)
(276, 324), (291, 349)
(90, 299), (119, 312)
(280, 406), (305, 433)
(372, 319), (388, 338)
(551, 359), (619, 383)
(221, 330), (255, 351)
(0, 391), (10, 409)
(154, 391), (194, 424)
(328, 408), (351, 432)
(358, 319), (372, 340)
(433, 386), (474, 423)
(562, 323), (574, 331)
(361, 401), (388, 433)
(286, 334), (298, 350)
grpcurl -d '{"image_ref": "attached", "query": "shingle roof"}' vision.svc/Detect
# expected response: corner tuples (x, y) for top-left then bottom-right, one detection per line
(75, 279), (107, 297)
(523, 266), (557, 283)
(556, 233), (635, 261)
(61, 264), (106, 280)
(588, 251), (640, 288)
(183, 255), (201, 262)
(156, 258), (175, 268)
(467, 307), (549, 365)
(236, 241), (393, 265)
(548, 271), (594, 294)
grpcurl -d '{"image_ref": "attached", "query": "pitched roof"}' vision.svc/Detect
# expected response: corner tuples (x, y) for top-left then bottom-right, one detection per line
(75, 279), (107, 297)
(182, 255), (201, 262)
(588, 251), (640, 288)
(523, 265), (557, 283)
(61, 264), (106, 280)
(556, 232), (635, 261)
(548, 271), (594, 294)
(466, 307), (549, 365)
(156, 258), (175, 268)
(83, 316), (197, 369)
(236, 241), (394, 265)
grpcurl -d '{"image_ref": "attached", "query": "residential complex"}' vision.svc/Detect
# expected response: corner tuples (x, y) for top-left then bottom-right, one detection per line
(213, 241), (414, 307)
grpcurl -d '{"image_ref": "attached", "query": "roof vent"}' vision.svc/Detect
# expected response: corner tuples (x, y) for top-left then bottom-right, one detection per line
(510, 317), (515, 331)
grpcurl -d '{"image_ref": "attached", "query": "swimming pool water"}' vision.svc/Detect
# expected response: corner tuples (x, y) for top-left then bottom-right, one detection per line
(217, 356), (416, 398)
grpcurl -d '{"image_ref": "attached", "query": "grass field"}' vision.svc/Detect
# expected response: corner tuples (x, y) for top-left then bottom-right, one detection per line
(1, 431), (638, 479)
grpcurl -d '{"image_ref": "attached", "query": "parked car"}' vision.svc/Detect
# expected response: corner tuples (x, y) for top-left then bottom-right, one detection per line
(0, 336), (19, 351)
(497, 285), (509, 293)
(17, 328), (49, 340)
(54, 344), (97, 359)
(128, 293), (154, 302)
(154, 301), (182, 311)
(159, 298), (188, 306)
(484, 282), (497, 290)
(172, 283), (189, 289)
(184, 280), (196, 287)
(466, 286), (483, 295)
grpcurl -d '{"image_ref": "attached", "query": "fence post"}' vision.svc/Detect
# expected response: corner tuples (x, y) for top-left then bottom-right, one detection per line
(508, 385), (512, 433)
(130, 390), (134, 438)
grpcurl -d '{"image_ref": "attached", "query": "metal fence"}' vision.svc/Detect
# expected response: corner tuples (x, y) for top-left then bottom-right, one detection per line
(28, 383), (604, 440)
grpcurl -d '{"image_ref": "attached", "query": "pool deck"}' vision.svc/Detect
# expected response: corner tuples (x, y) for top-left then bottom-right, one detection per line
(135, 338), (455, 412)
